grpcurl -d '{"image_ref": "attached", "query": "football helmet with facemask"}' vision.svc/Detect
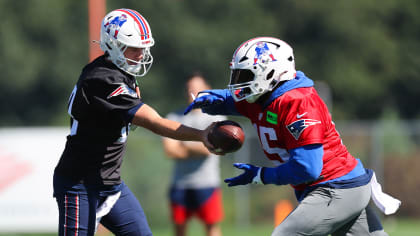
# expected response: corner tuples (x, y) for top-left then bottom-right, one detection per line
(228, 37), (296, 103)
(100, 9), (155, 77)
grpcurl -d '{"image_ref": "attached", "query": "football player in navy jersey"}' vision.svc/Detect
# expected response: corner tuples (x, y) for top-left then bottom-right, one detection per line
(185, 37), (400, 235)
(53, 9), (214, 236)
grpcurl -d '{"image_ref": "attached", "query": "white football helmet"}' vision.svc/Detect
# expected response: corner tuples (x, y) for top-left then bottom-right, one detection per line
(228, 37), (296, 103)
(100, 9), (155, 77)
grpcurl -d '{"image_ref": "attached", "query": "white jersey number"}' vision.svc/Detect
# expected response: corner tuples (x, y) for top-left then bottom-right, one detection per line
(254, 124), (290, 163)
(66, 85), (128, 141)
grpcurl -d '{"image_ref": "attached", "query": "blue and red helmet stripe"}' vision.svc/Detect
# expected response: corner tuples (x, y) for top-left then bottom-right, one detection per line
(117, 8), (150, 40)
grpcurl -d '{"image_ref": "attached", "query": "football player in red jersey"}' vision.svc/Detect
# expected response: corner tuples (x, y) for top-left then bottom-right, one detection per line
(53, 9), (214, 236)
(185, 37), (400, 235)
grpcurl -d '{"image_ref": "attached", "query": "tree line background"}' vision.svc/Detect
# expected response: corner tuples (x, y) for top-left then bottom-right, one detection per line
(1, 0), (420, 126)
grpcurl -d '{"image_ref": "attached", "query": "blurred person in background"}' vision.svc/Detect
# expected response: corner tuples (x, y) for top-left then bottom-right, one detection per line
(162, 73), (226, 236)
(185, 37), (401, 236)
(53, 9), (215, 236)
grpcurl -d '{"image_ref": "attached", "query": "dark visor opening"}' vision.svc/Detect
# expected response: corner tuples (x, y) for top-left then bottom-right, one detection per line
(230, 69), (254, 85)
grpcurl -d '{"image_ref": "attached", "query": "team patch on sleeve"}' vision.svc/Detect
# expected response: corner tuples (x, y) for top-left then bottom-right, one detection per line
(266, 111), (278, 125)
(107, 83), (139, 99)
(286, 119), (321, 140)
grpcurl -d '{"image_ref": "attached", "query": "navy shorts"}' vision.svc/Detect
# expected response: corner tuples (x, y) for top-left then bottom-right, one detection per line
(169, 187), (223, 225)
(53, 175), (152, 236)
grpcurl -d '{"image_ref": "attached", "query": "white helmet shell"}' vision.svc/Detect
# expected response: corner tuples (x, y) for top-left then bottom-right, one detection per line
(228, 37), (296, 103)
(100, 9), (155, 77)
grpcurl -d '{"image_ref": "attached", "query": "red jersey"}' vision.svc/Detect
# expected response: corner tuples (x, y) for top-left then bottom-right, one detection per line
(234, 86), (357, 189)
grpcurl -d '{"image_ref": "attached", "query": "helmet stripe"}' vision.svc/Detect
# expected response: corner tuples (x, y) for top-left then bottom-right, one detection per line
(233, 37), (289, 58)
(233, 38), (255, 58)
(117, 9), (150, 40)
(124, 9), (150, 37)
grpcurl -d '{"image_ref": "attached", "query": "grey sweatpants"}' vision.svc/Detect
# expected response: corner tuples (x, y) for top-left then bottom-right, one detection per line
(272, 182), (388, 236)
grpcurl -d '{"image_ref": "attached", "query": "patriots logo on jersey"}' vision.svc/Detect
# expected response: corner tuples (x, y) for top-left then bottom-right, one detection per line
(286, 119), (321, 140)
(107, 83), (138, 99)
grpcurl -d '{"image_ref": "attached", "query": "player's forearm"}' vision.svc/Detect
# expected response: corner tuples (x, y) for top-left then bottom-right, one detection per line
(262, 144), (324, 185)
(151, 118), (204, 141)
(132, 104), (204, 142)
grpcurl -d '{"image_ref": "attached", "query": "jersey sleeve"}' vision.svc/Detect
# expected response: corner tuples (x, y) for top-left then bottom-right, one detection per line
(281, 95), (325, 149)
(82, 77), (143, 123)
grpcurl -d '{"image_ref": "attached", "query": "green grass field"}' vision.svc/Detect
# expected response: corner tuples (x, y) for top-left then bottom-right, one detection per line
(158, 218), (420, 236)
(2, 218), (419, 236)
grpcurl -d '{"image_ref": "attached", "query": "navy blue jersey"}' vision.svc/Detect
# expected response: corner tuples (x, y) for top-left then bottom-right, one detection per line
(54, 55), (143, 186)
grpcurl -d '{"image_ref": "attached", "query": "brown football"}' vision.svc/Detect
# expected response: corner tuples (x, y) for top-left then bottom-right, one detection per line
(208, 120), (245, 153)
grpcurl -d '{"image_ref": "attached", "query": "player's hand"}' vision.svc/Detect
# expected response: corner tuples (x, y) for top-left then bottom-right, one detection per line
(202, 122), (226, 156)
(224, 163), (261, 187)
(184, 90), (225, 115)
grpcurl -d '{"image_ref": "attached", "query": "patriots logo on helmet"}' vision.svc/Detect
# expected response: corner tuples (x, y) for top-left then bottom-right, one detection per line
(107, 83), (138, 99)
(253, 42), (277, 65)
(286, 119), (321, 140)
(104, 14), (128, 39)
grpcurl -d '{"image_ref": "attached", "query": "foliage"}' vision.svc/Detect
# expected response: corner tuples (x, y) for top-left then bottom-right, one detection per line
(0, 0), (88, 125)
(1, 0), (420, 125)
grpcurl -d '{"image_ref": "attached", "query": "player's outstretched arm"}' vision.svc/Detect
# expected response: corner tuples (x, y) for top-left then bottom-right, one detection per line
(132, 104), (215, 153)
(184, 89), (240, 116)
(260, 144), (324, 186)
(132, 103), (202, 141)
(224, 144), (324, 187)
